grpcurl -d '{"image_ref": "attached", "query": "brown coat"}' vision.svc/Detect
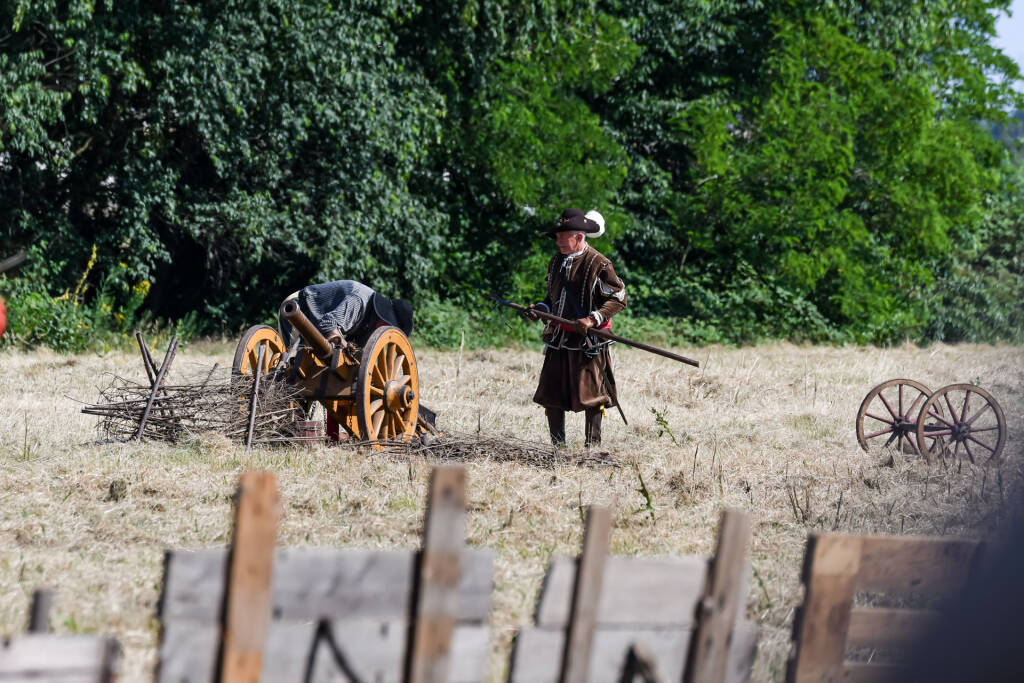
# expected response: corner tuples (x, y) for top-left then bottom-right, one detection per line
(532, 245), (626, 412)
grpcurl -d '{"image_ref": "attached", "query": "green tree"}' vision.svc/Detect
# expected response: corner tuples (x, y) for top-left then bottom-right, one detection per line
(1, 0), (445, 331)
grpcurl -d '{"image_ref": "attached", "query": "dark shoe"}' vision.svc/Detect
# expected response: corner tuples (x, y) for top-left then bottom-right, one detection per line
(547, 408), (566, 447)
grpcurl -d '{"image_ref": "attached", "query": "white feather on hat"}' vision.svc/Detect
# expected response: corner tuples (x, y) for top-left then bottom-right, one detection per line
(584, 210), (605, 238)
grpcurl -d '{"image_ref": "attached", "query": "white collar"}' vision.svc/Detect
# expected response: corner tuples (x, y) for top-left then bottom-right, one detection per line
(563, 243), (588, 260)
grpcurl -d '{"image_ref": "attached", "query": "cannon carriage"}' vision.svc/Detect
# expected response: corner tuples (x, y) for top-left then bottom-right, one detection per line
(232, 299), (429, 448)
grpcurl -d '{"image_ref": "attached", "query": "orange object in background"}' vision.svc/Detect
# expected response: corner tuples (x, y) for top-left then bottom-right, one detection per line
(0, 297), (6, 338)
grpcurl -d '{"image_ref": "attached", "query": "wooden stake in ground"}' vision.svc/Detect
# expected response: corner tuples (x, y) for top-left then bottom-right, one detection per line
(27, 588), (53, 633)
(560, 505), (612, 683)
(135, 336), (178, 440)
(218, 471), (281, 683)
(686, 507), (752, 683)
(245, 344), (266, 451)
(407, 466), (467, 683)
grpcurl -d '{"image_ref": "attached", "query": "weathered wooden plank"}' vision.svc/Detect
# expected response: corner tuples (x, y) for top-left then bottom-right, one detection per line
(509, 622), (759, 683)
(686, 508), (751, 683)
(158, 621), (489, 683)
(408, 466), (468, 683)
(560, 506), (612, 683)
(0, 634), (120, 680)
(854, 536), (983, 594)
(787, 535), (860, 683)
(535, 556), (710, 627)
(160, 548), (493, 625)
(845, 607), (942, 649)
(219, 471), (281, 683)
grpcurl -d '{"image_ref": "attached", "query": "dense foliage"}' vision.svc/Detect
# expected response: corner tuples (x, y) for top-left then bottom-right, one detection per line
(1, 0), (1021, 350)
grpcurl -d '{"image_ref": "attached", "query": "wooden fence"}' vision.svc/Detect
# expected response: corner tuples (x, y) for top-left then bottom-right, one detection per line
(1, 466), (989, 682)
(786, 532), (986, 683)
(0, 588), (120, 682)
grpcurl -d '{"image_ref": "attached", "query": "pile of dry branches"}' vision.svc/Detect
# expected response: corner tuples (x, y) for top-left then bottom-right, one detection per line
(81, 366), (307, 444)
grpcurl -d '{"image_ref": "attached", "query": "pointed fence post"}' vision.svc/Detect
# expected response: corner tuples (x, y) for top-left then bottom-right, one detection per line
(686, 508), (752, 683)
(407, 466), (467, 683)
(560, 505), (612, 683)
(27, 588), (53, 633)
(218, 471), (280, 683)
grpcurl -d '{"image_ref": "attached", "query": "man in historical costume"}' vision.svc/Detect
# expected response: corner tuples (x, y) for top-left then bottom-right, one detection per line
(278, 279), (414, 441)
(525, 208), (627, 447)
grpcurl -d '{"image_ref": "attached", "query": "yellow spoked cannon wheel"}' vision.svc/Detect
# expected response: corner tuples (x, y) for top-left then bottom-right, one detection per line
(356, 326), (419, 448)
(232, 325), (287, 376)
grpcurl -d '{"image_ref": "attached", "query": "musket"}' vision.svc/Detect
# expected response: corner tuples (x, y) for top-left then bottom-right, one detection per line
(485, 293), (700, 368)
(0, 252), (27, 275)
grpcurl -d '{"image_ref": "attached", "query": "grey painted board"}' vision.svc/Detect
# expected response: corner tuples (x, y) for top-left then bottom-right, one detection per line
(0, 634), (118, 682)
(157, 620), (489, 683)
(536, 556), (752, 627)
(160, 547), (493, 624)
(508, 622), (759, 683)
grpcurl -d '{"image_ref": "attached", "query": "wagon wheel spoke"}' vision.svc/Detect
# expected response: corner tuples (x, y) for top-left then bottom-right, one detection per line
(898, 384), (903, 419)
(961, 390), (971, 422)
(387, 344), (397, 379)
(943, 393), (960, 423)
(372, 356), (386, 387)
(968, 425), (1000, 433)
(865, 412), (895, 425)
(966, 403), (993, 426)
(865, 426), (894, 439)
(369, 399), (383, 415)
(394, 354), (406, 377)
(878, 393), (899, 421)
(926, 410), (955, 429)
(371, 410), (385, 439)
(370, 385), (384, 397)
(883, 431), (899, 449)
(924, 428), (953, 437)
(964, 441), (976, 464)
(966, 435), (996, 453)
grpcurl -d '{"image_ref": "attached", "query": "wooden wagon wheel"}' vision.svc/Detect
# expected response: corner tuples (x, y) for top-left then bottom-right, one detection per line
(232, 325), (287, 376)
(916, 383), (1007, 465)
(856, 379), (933, 456)
(356, 326), (419, 447)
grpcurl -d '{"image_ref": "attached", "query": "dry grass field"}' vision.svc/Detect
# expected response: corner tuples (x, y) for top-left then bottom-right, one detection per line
(1, 339), (1022, 681)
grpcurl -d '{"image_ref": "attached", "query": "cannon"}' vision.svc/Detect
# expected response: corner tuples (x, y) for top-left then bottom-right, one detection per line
(855, 378), (1007, 465)
(231, 299), (430, 448)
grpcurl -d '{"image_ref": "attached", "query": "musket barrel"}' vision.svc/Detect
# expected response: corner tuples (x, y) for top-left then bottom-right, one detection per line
(280, 299), (333, 357)
(491, 296), (699, 367)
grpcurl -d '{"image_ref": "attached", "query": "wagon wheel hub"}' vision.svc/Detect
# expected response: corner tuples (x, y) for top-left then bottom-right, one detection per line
(951, 422), (969, 441)
(384, 380), (415, 412)
(895, 418), (916, 434)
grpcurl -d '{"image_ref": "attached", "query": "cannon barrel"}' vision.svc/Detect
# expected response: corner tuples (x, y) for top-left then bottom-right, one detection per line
(280, 299), (333, 357)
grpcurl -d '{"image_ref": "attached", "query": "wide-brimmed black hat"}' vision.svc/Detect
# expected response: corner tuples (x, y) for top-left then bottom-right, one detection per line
(542, 208), (602, 237)
(372, 293), (414, 336)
